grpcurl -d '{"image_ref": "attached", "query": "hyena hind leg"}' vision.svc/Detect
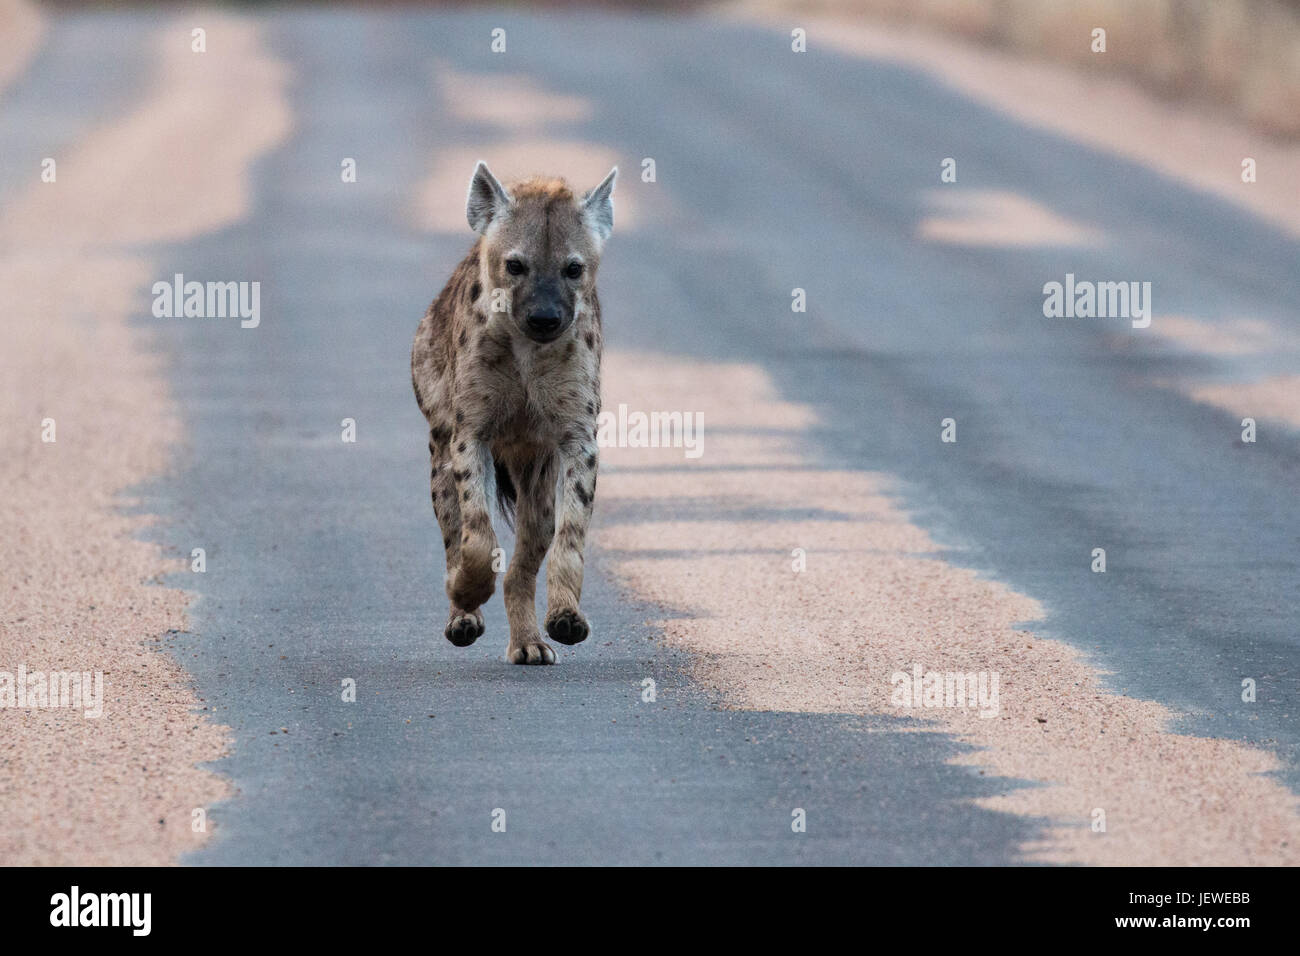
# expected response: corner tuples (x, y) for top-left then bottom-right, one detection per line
(429, 431), (484, 647)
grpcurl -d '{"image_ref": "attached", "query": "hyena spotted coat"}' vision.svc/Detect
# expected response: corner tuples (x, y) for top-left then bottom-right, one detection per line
(411, 162), (615, 664)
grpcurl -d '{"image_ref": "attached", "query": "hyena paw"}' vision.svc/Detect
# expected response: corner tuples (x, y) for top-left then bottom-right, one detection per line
(444, 609), (485, 648)
(507, 638), (557, 665)
(545, 608), (589, 646)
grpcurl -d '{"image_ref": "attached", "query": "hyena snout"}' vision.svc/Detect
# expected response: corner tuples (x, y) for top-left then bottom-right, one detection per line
(522, 280), (572, 342)
(526, 308), (563, 338)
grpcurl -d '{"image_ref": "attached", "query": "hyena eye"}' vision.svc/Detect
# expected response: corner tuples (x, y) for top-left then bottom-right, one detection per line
(505, 258), (527, 276)
(564, 262), (584, 280)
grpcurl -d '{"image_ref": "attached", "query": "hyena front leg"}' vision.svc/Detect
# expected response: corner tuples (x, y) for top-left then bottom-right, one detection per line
(429, 432), (484, 647)
(503, 453), (559, 665)
(545, 436), (597, 646)
(446, 432), (499, 614)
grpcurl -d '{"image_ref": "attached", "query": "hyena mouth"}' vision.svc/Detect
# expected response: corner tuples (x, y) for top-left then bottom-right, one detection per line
(524, 325), (568, 344)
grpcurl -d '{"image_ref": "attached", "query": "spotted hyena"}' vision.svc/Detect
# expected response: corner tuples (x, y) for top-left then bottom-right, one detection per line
(411, 161), (616, 664)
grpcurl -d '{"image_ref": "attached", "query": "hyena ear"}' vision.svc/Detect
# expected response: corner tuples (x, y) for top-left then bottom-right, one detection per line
(466, 161), (512, 234)
(582, 166), (617, 242)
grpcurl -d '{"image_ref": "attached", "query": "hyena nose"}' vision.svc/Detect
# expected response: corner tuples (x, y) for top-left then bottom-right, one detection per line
(526, 311), (562, 335)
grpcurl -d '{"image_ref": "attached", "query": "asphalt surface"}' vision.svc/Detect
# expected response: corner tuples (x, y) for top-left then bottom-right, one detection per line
(9, 6), (1296, 863)
(132, 8), (1038, 866)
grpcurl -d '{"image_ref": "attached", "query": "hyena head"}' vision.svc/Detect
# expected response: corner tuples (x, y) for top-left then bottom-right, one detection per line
(466, 161), (616, 344)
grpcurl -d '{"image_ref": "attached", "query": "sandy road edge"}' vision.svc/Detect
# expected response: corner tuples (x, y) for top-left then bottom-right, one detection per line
(595, 350), (1300, 866)
(0, 0), (45, 95)
(0, 9), (290, 865)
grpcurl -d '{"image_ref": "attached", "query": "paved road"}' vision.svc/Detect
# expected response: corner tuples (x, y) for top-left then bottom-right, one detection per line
(10, 6), (1296, 863)
(140, 8), (1039, 865)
